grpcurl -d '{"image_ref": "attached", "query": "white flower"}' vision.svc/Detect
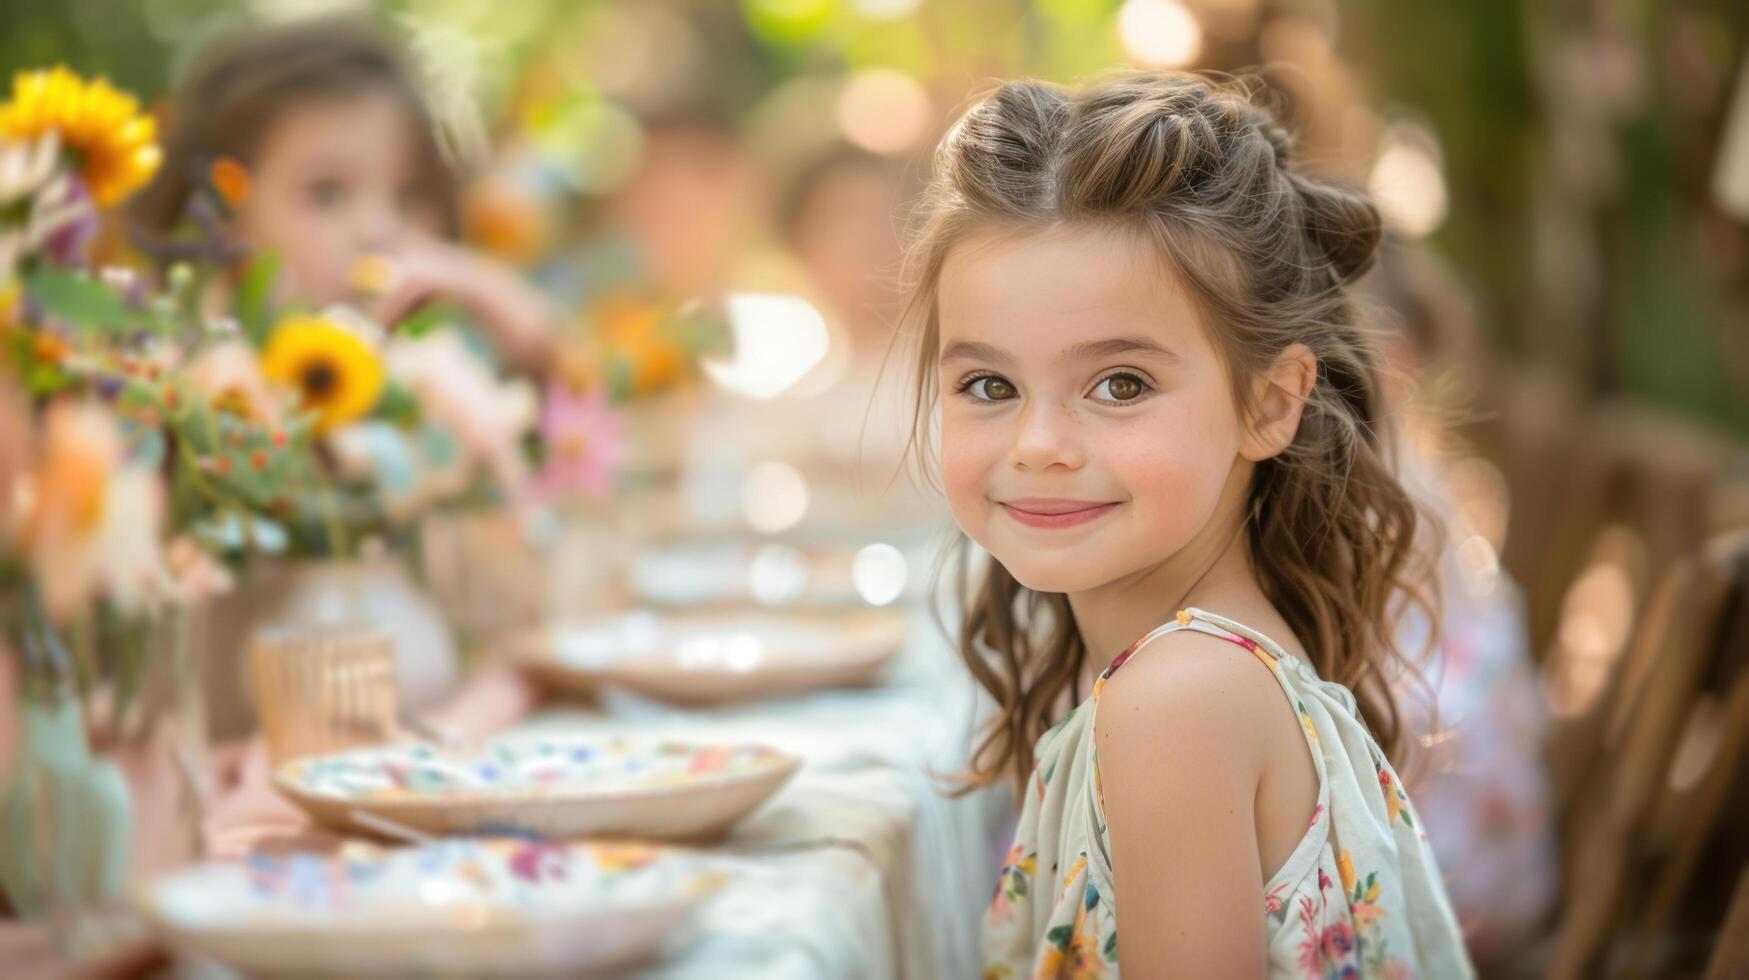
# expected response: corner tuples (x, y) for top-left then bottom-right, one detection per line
(0, 132), (59, 205)
(0, 133), (93, 283)
(385, 329), (535, 506)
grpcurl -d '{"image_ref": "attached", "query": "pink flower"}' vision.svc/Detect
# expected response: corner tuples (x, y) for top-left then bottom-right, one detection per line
(1264, 881), (1289, 914)
(508, 840), (570, 884)
(385, 329), (536, 506)
(539, 383), (626, 499)
(1320, 921), (1357, 963)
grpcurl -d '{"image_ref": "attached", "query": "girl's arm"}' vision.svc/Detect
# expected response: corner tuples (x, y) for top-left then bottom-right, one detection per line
(368, 237), (558, 375)
(1095, 632), (1275, 978)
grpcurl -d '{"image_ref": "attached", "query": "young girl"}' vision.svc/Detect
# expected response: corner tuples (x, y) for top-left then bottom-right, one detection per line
(130, 16), (554, 372)
(903, 73), (1473, 976)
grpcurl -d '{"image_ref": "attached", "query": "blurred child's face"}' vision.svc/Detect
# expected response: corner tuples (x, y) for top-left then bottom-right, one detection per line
(792, 163), (902, 331)
(936, 223), (1249, 594)
(236, 90), (440, 306)
(608, 126), (750, 295)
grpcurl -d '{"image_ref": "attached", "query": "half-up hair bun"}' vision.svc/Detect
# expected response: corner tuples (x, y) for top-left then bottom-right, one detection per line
(1288, 170), (1383, 283)
(939, 81), (1070, 214)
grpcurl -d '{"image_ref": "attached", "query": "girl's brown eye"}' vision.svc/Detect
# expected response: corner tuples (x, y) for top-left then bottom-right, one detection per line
(1096, 373), (1147, 401)
(964, 375), (1016, 401)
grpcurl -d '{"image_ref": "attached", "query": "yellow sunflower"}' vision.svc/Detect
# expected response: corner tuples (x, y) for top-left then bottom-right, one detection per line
(0, 67), (162, 206)
(260, 315), (384, 432)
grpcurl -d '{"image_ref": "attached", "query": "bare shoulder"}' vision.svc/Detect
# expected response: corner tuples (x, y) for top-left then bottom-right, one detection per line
(1094, 628), (1288, 771)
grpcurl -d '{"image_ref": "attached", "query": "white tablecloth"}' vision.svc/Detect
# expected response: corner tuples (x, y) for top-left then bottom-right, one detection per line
(508, 603), (1013, 979)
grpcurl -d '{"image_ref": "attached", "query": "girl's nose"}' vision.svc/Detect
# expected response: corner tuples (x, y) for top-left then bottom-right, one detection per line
(355, 197), (403, 252)
(1009, 401), (1085, 471)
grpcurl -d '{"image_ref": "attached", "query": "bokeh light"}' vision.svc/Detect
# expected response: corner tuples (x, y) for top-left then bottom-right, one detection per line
(1118, 0), (1203, 69)
(852, 0), (922, 19)
(837, 69), (933, 155)
(1369, 120), (1450, 238)
(742, 460), (810, 533)
(749, 543), (809, 605)
(852, 542), (908, 606)
(705, 293), (832, 400)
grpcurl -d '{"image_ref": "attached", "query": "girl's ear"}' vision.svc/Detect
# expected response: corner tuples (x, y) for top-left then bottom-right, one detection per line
(1239, 343), (1316, 462)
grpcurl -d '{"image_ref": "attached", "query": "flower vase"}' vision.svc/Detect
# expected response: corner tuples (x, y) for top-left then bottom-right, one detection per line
(0, 598), (207, 924)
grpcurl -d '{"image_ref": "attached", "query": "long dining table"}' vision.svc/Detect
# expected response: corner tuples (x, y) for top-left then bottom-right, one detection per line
(504, 599), (1013, 979)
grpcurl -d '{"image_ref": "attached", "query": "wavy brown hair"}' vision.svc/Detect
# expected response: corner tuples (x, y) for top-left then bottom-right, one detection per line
(902, 71), (1441, 794)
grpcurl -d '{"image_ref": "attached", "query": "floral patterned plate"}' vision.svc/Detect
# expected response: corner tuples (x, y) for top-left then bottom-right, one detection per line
(517, 609), (907, 705)
(274, 735), (800, 841)
(141, 839), (722, 977)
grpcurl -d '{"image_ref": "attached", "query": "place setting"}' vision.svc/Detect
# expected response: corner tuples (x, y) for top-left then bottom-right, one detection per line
(131, 622), (810, 978)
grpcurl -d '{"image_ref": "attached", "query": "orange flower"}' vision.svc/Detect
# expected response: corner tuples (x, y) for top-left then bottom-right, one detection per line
(1378, 773), (1406, 826)
(591, 843), (658, 872)
(463, 177), (549, 266)
(31, 332), (69, 364)
(1337, 848), (1357, 896)
(210, 156), (250, 207)
(595, 295), (686, 396)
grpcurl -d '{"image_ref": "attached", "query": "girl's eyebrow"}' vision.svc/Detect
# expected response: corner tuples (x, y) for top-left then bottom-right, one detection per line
(940, 340), (1009, 364)
(1064, 336), (1181, 363)
(939, 336), (1181, 365)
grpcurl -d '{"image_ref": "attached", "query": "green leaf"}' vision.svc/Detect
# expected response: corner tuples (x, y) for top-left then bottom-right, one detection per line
(375, 382), (421, 428)
(1103, 930), (1118, 961)
(25, 268), (134, 334)
(233, 250), (282, 348)
(607, 357), (634, 401)
(1045, 925), (1073, 949)
(394, 301), (456, 339)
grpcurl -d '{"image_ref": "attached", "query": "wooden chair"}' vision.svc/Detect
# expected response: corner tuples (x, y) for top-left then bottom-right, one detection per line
(1704, 867), (1749, 980)
(1545, 531), (1749, 979)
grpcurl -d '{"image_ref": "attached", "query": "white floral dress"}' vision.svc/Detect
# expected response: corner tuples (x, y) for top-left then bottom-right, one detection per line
(982, 607), (1474, 979)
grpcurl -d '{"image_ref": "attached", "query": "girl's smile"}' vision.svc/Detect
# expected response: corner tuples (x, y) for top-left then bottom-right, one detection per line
(997, 498), (1122, 529)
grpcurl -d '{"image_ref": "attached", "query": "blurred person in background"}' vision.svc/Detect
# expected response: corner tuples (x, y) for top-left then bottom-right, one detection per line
(1365, 235), (1559, 961)
(779, 142), (907, 355)
(129, 16), (556, 373)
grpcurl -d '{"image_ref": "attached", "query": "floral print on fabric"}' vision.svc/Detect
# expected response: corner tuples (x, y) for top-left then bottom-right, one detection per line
(982, 608), (1472, 979)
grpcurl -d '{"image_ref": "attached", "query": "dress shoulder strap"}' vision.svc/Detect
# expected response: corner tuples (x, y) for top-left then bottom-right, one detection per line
(1102, 607), (1281, 679)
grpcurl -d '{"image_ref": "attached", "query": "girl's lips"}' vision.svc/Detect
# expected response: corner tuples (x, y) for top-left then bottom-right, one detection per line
(998, 499), (1120, 529)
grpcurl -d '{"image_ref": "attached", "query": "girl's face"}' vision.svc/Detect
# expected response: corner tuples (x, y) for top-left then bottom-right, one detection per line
(236, 90), (440, 306)
(936, 223), (1250, 594)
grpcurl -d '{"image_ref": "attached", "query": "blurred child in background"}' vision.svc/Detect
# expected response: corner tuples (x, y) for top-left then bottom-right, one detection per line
(1365, 236), (1558, 960)
(131, 16), (555, 372)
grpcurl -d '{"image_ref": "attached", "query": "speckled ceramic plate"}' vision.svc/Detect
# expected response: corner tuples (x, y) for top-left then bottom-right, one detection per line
(518, 609), (907, 705)
(141, 838), (722, 977)
(273, 735), (800, 842)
